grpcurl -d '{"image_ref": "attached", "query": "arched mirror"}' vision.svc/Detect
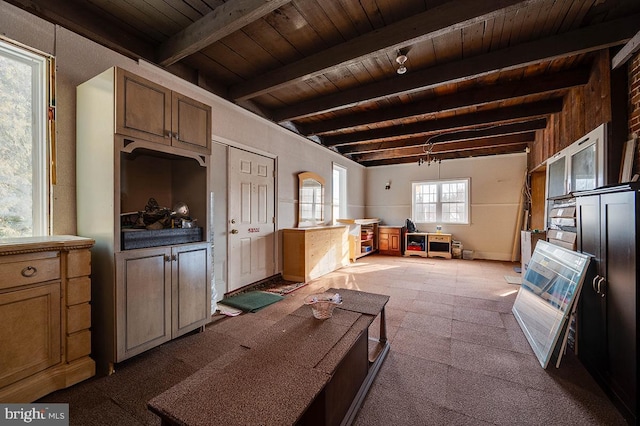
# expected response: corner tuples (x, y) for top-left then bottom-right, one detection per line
(298, 171), (325, 227)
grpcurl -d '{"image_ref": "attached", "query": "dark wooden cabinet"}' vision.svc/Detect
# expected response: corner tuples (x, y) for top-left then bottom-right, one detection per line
(575, 183), (638, 424)
(379, 226), (404, 256)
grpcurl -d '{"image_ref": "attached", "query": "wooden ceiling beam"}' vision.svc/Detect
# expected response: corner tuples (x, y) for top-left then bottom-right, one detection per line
(3, 0), (155, 60)
(338, 119), (547, 154)
(300, 67), (588, 136)
(612, 29), (640, 70)
(361, 144), (530, 167)
(351, 133), (534, 162)
(156, 0), (292, 66)
(229, 0), (533, 101)
(272, 14), (640, 122)
(322, 99), (562, 146)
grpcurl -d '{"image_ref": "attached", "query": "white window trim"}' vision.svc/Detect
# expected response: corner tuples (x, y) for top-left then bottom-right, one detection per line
(412, 178), (470, 225)
(332, 163), (347, 224)
(0, 39), (49, 236)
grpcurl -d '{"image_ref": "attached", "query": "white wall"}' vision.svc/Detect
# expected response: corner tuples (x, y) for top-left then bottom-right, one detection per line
(365, 153), (527, 261)
(0, 0), (366, 299)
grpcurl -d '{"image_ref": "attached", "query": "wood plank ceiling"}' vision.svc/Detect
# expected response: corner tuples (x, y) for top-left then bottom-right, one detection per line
(8, 0), (640, 166)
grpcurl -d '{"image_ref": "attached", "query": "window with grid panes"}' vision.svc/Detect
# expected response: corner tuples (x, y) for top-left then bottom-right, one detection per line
(412, 179), (469, 224)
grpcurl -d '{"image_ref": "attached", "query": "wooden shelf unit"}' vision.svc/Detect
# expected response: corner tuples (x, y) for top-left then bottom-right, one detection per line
(337, 219), (380, 261)
(77, 67), (212, 375)
(405, 232), (428, 257)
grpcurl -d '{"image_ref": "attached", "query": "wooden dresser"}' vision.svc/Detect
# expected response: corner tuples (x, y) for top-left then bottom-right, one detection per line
(282, 226), (349, 282)
(0, 236), (95, 402)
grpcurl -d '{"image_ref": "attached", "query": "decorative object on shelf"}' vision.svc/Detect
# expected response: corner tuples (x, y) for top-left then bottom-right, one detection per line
(172, 201), (189, 218)
(141, 198), (172, 229)
(304, 292), (342, 319)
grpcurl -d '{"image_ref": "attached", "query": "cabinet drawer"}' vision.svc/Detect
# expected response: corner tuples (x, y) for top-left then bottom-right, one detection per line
(67, 303), (91, 334)
(67, 330), (91, 362)
(429, 235), (450, 243)
(67, 277), (91, 305)
(0, 251), (60, 290)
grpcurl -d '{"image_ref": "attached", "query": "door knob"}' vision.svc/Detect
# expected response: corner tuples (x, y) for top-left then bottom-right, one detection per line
(230, 229), (239, 234)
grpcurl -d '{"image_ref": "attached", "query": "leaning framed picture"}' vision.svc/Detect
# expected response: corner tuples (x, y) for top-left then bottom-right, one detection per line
(619, 137), (636, 183)
(512, 241), (591, 368)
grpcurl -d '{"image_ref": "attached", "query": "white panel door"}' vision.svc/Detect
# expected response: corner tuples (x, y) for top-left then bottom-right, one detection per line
(228, 147), (275, 292)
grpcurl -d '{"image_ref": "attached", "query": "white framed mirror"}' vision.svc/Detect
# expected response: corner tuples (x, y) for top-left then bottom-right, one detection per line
(298, 171), (325, 227)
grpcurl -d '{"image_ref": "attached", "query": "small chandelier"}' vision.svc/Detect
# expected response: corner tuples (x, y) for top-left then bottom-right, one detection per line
(418, 140), (441, 166)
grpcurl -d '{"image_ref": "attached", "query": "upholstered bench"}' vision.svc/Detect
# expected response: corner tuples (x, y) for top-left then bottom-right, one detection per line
(148, 289), (389, 426)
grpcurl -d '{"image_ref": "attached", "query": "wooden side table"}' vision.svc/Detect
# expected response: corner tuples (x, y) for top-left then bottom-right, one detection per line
(427, 233), (452, 258)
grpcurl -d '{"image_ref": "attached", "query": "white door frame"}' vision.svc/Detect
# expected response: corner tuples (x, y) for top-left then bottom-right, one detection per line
(224, 141), (278, 293)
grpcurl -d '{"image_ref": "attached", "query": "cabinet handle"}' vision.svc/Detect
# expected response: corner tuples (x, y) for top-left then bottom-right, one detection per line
(597, 277), (606, 298)
(174, 132), (180, 141)
(21, 266), (37, 277)
(164, 131), (170, 139)
(592, 275), (600, 292)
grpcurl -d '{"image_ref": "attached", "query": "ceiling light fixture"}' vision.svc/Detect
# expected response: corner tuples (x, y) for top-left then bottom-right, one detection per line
(418, 140), (440, 166)
(396, 52), (407, 75)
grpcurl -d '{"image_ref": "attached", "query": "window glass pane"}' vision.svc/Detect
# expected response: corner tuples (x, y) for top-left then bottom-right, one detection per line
(547, 157), (566, 197)
(0, 44), (45, 237)
(571, 144), (596, 191)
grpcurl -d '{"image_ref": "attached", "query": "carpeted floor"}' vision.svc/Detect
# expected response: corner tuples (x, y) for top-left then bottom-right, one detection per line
(37, 255), (627, 425)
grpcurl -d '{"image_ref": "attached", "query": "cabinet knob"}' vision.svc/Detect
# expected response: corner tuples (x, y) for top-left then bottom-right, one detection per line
(21, 266), (37, 277)
(164, 255), (171, 262)
(174, 132), (180, 141)
(230, 229), (239, 234)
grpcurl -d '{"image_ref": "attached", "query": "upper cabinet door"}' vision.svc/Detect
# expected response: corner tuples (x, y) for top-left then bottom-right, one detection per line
(172, 92), (211, 155)
(116, 69), (172, 145)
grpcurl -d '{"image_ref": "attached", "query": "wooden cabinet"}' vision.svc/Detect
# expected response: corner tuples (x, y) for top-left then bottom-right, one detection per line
(379, 226), (404, 256)
(115, 243), (211, 362)
(428, 233), (452, 259)
(116, 69), (211, 154)
(282, 227), (349, 282)
(575, 183), (638, 424)
(336, 219), (379, 261)
(77, 68), (212, 374)
(405, 232), (428, 257)
(0, 236), (95, 402)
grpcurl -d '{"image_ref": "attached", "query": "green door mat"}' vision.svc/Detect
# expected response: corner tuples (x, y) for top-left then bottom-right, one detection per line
(221, 291), (284, 313)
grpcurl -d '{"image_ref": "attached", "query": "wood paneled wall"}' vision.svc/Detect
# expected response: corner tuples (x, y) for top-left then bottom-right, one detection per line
(530, 50), (613, 171)
(630, 52), (640, 174)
